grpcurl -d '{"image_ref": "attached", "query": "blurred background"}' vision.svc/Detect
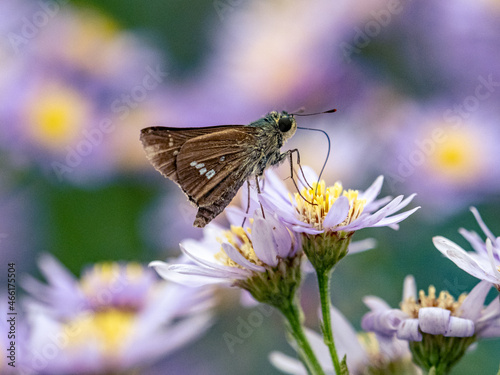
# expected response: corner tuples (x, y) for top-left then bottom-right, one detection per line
(1, 0), (500, 373)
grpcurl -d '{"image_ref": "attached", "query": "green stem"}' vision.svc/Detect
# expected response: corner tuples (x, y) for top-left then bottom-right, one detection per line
(280, 301), (326, 375)
(317, 270), (342, 375)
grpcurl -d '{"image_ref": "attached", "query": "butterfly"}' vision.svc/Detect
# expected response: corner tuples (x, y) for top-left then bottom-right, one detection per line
(141, 107), (338, 227)
(140, 111), (300, 228)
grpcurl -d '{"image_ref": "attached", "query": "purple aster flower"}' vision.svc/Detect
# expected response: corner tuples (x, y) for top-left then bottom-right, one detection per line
(259, 168), (418, 236)
(380, 99), (500, 218)
(361, 275), (500, 374)
(0, 0), (169, 185)
(21, 254), (213, 375)
(270, 305), (419, 375)
(150, 210), (303, 306)
(258, 167), (418, 272)
(433, 207), (500, 291)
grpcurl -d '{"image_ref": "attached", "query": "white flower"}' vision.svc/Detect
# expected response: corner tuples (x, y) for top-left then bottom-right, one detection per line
(433, 207), (500, 290)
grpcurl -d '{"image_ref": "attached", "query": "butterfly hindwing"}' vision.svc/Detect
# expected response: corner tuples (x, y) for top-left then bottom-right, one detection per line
(175, 127), (261, 207)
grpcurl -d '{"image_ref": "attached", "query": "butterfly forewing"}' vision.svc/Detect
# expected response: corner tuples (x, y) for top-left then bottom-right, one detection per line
(176, 128), (261, 206)
(140, 126), (237, 182)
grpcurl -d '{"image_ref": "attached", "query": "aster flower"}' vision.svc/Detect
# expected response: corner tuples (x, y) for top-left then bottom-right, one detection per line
(0, 0), (168, 184)
(21, 254), (213, 375)
(361, 275), (500, 374)
(259, 168), (418, 374)
(259, 168), (418, 235)
(433, 207), (500, 291)
(380, 99), (500, 217)
(151, 211), (329, 374)
(270, 305), (420, 375)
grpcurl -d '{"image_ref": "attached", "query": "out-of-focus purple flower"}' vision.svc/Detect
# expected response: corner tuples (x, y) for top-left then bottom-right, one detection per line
(259, 168), (418, 236)
(433, 207), (500, 291)
(381, 100), (500, 217)
(21, 255), (213, 375)
(0, 0), (169, 185)
(361, 275), (500, 373)
(270, 305), (420, 375)
(166, 0), (390, 126)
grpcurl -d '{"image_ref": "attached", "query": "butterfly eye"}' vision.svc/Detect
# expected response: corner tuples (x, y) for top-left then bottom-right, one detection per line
(278, 117), (293, 132)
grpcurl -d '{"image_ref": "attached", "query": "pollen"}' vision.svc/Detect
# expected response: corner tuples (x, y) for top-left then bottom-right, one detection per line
(293, 180), (366, 231)
(214, 224), (262, 269)
(400, 285), (467, 318)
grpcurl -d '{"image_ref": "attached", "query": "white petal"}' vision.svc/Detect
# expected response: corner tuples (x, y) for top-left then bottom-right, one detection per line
(397, 319), (422, 341)
(458, 280), (491, 321)
(347, 238), (377, 254)
(222, 243), (266, 272)
(323, 195), (349, 228)
(445, 316), (474, 337)
(149, 262), (234, 286)
(269, 352), (307, 375)
(360, 175), (384, 204)
(418, 307), (450, 335)
(470, 207), (497, 243)
(251, 217), (279, 267)
(363, 296), (392, 312)
(373, 206), (420, 228)
(330, 306), (368, 369)
(402, 275), (417, 301)
(486, 239), (500, 280)
(433, 237), (500, 283)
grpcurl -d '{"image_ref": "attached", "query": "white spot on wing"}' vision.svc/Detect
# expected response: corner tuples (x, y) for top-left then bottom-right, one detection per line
(190, 161), (197, 166)
(195, 163), (205, 169)
(199, 168), (207, 175)
(206, 170), (216, 179)
(220, 156), (225, 162)
(173, 150), (179, 156)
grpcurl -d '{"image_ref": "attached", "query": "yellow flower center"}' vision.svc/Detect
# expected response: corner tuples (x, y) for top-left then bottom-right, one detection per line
(426, 126), (483, 184)
(80, 262), (144, 292)
(400, 285), (467, 318)
(214, 225), (263, 268)
(293, 181), (366, 231)
(25, 82), (91, 150)
(64, 308), (135, 356)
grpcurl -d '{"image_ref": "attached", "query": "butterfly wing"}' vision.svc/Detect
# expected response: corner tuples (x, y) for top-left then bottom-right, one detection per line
(140, 126), (235, 183)
(176, 127), (261, 207)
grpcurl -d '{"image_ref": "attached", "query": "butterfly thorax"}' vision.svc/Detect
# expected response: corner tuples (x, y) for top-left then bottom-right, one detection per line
(248, 111), (297, 176)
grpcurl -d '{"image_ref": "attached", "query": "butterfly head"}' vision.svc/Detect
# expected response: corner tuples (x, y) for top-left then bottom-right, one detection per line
(269, 111), (297, 142)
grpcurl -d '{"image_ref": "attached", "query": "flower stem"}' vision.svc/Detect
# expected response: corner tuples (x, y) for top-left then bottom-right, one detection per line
(317, 270), (342, 375)
(280, 301), (326, 375)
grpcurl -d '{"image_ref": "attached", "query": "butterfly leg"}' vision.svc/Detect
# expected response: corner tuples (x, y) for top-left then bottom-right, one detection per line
(255, 176), (266, 219)
(241, 181), (251, 228)
(283, 149), (316, 206)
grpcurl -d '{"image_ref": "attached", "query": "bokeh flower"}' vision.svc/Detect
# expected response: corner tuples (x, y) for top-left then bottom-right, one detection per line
(361, 275), (500, 374)
(433, 207), (500, 291)
(22, 254), (213, 375)
(380, 100), (500, 217)
(0, 0), (168, 185)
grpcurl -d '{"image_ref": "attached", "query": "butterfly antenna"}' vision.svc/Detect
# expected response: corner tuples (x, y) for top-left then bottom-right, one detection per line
(293, 108), (337, 116)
